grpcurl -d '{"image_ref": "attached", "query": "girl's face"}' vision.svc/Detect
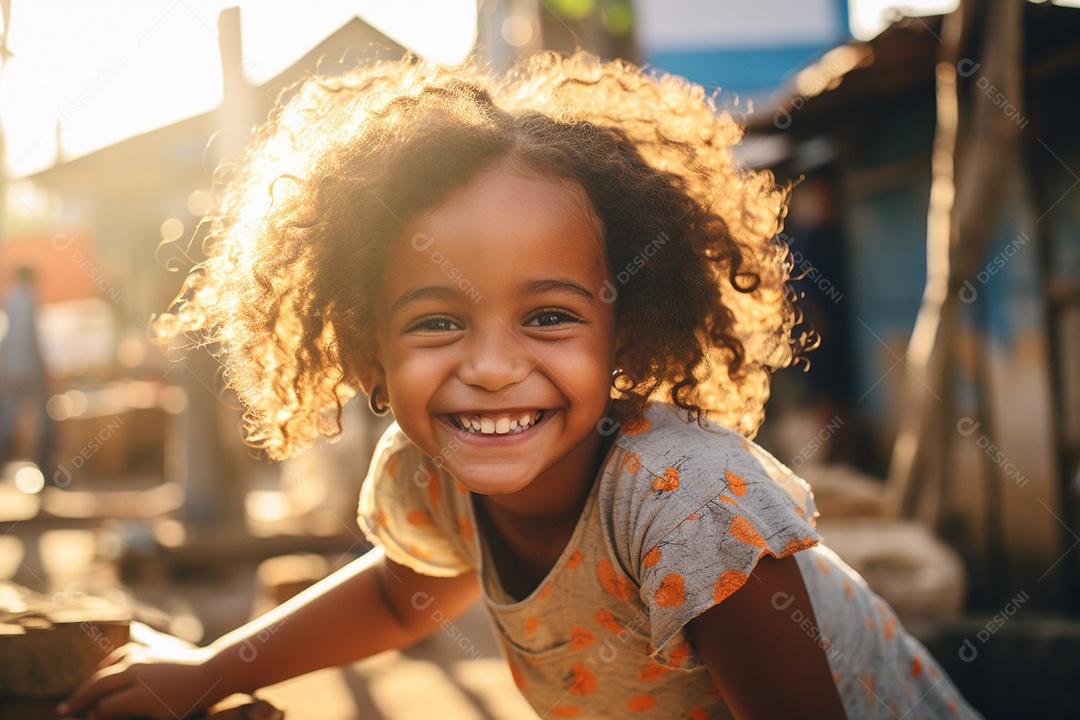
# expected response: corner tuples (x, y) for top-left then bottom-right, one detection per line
(369, 159), (623, 502)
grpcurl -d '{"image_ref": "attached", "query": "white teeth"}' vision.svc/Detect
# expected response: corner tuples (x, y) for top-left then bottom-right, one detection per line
(454, 411), (543, 435)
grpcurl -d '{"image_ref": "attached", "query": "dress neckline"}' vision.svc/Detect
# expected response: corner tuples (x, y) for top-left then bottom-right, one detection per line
(465, 433), (622, 608)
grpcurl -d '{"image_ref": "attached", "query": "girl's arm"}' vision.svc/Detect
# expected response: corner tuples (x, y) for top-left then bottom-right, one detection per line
(61, 547), (480, 720)
(686, 553), (847, 720)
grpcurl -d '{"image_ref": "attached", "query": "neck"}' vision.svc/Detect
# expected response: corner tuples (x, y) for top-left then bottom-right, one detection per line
(473, 426), (619, 600)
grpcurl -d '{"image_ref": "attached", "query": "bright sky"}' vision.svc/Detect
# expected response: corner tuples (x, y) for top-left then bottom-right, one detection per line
(5, 0), (1071, 179)
(1, 0), (478, 178)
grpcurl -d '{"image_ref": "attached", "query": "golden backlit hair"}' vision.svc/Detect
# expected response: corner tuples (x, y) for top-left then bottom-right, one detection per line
(155, 51), (807, 460)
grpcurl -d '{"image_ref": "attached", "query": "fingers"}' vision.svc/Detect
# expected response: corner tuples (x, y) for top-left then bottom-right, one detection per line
(97, 642), (135, 670)
(90, 686), (164, 720)
(129, 621), (196, 651)
(61, 664), (132, 717)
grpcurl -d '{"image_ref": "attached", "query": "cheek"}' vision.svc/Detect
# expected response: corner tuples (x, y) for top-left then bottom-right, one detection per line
(550, 337), (617, 397)
(385, 357), (431, 391)
(382, 347), (452, 403)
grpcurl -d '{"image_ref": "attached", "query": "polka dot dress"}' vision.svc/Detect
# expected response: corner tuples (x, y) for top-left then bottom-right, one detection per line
(359, 403), (984, 719)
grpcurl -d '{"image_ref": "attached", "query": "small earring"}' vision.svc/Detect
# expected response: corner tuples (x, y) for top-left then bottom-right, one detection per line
(611, 368), (634, 392)
(369, 386), (391, 416)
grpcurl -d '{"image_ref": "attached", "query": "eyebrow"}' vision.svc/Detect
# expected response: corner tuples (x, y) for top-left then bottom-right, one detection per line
(389, 277), (597, 316)
(515, 278), (596, 302)
(389, 285), (459, 315)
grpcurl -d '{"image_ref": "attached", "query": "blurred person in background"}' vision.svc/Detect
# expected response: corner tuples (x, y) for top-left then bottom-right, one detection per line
(0, 265), (56, 476)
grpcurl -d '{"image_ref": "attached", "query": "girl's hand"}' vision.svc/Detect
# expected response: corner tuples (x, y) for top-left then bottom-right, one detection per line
(59, 639), (223, 720)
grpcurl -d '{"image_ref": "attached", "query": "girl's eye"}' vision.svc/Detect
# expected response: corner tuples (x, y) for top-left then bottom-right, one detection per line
(526, 309), (580, 327)
(410, 317), (460, 332)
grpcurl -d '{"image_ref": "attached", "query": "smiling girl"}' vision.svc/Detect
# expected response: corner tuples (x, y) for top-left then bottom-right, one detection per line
(62, 52), (983, 719)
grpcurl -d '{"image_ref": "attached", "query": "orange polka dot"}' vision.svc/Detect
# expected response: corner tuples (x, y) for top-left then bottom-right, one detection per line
(833, 672), (841, 684)
(456, 515), (472, 541)
(507, 655), (526, 689)
(550, 707), (580, 717)
(622, 417), (651, 436)
(571, 625), (595, 650)
(866, 614), (876, 631)
(569, 663), (598, 695)
(524, 616), (539, 634)
(652, 467), (680, 492)
(408, 544), (433, 559)
(795, 506), (806, 517)
(385, 454), (400, 477)
(627, 453), (642, 474)
(726, 471), (748, 496)
(595, 609), (623, 634)
(883, 615), (898, 640)
(911, 656), (923, 678)
(718, 495), (739, 506)
(686, 708), (707, 720)
(406, 509), (432, 527)
(538, 584), (552, 599)
(567, 548), (585, 569)
(655, 573), (685, 607)
(636, 659), (669, 682)
(644, 546), (662, 568)
(427, 476), (441, 506)
(627, 695), (656, 712)
(784, 536), (817, 554)
(890, 700), (900, 715)
(455, 481), (468, 493)
(843, 579), (854, 600)
(946, 698), (958, 714)
(687, 513), (700, 521)
(714, 570), (748, 603)
(707, 677), (720, 694)
(670, 640), (692, 667)
(730, 516), (767, 548)
(861, 675), (876, 707)
(599, 559), (636, 600)
(815, 555), (831, 575)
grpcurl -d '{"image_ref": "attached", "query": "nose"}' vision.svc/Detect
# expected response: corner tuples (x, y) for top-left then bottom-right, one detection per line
(457, 321), (532, 392)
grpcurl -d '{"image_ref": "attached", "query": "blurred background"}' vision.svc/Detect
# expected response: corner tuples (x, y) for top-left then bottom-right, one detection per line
(0, 1), (1077, 717)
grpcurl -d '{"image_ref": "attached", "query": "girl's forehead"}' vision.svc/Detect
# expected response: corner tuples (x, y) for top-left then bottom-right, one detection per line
(377, 161), (611, 307)
(416, 159), (600, 235)
(396, 161), (605, 262)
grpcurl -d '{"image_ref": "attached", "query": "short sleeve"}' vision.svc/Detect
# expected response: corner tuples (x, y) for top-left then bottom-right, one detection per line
(357, 423), (474, 577)
(608, 406), (820, 660)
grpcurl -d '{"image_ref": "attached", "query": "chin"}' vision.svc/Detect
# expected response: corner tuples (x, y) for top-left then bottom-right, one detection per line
(450, 468), (536, 496)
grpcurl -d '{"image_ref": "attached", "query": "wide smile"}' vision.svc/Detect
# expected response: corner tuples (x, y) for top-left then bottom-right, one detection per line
(445, 409), (550, 436)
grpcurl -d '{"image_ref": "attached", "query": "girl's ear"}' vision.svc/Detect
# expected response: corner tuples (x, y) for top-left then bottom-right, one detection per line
(357, 363), (386, 399)
(614, 314), (636, 369)
(353, 337), (386, 399)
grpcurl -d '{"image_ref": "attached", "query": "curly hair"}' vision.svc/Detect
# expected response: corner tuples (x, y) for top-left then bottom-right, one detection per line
(154, 51), (808, 460)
